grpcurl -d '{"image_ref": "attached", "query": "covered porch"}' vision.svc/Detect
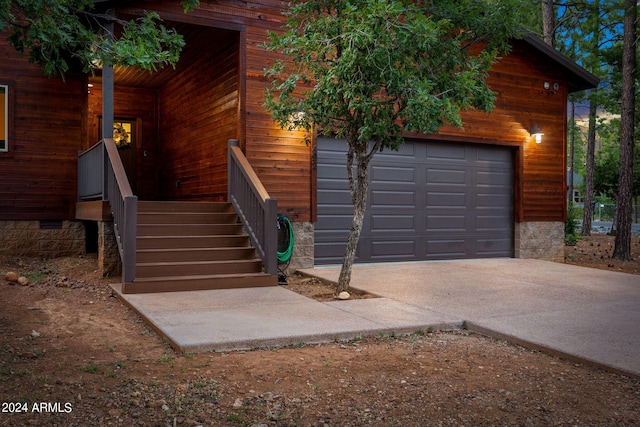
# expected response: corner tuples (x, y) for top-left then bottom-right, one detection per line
(76, 21), (279, 293)
(85, 22), (241, 202)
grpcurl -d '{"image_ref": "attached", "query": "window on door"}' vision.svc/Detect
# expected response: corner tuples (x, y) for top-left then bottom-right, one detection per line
(0, 85), (7, 152)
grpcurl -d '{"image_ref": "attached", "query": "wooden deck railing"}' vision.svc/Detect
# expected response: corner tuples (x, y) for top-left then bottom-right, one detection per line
(78, 139), (137, 283)
(77, 141), (105, 200)
(228, 139), (278, 275)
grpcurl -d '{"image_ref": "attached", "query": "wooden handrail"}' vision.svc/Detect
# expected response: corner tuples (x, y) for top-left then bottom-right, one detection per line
(229, 144), (271, 202)
(78, 138), (137, 284)
(103, 138), (137, 284)
(228, 139), (278, 275)
(103, 138), (134, 197)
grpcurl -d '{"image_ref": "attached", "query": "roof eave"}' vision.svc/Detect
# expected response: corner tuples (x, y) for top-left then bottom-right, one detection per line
(521, 33), (600, 93)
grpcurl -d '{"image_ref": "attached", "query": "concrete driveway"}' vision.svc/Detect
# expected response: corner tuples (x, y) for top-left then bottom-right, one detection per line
(303, 258), (640, 377)
(113, 258), (640, 378)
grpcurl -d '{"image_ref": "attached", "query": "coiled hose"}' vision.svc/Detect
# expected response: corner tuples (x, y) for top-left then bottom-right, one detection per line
(277, 213), (294, 284)
(277, 213), (294, 264)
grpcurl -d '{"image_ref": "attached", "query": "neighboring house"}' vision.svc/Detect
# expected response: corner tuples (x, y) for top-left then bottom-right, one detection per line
(0, 1), (598, 292)
(567, 171), (584, 206)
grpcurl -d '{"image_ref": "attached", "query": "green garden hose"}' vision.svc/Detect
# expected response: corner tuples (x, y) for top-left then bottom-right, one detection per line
(277, 213), (294, 264)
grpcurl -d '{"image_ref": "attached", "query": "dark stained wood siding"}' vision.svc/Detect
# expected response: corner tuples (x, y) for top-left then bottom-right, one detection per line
(128, 0), (571, 224)
(120, 0), (314, 220)
(1, 0), (581, 227)
(0, 36), (86, 220)
(157, 35), (239, 201)
(245, 24), (313, 221)
(509, 41), (569, 223)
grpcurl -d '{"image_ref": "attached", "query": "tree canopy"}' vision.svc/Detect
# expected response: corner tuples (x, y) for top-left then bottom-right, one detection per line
(265, 0), (522, 151)
(264, 0), (523, 291)
(0, 0), (200, 77)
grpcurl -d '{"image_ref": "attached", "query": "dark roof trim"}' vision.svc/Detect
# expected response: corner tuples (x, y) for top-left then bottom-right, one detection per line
(521, 33), (600, 93)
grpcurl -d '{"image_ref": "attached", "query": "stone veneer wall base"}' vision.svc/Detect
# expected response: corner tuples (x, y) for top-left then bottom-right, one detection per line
(281, 221), (314, 273)
(0, 220), (123, 279)
(281, 221), (568, 272)
(4, 220), (558, 281)
(98, 221), (121, 278)
(0, 220), (85, 258)
(515, 221), (565, 262)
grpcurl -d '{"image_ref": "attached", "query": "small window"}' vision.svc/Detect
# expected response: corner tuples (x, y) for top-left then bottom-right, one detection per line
(0, 85), (7, 152)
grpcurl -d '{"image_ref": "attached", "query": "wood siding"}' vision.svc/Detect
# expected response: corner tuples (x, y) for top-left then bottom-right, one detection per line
(1, 0), (586, 226)
(125, 0), (572, 223)
(0, 36), (86, 220)
(120, 0), (314, 221)
(157, 35), (239, 201)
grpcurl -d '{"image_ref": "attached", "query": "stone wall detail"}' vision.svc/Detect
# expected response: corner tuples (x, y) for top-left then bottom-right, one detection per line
(515, 221), (565, 262)
(1, 219), (565, 279)
(278, 221), (570, 270)
(0, 220), (85, 258)
(98, 221), (121, 278)
(282, 221), (314, 272)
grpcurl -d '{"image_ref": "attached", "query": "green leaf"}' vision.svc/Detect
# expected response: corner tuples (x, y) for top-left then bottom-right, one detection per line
(264, 0), (522, 149)
(1, 0), (193, 77)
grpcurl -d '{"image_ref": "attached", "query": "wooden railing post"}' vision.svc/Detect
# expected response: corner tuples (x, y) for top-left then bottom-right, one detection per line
(228, 139), (278, 276)
(102, 141), (108, 201)
(78, 138), (137, 285)
(264, 198), (278, 275)
(228, 138), (238, 202)
(122, 195), (137, 283)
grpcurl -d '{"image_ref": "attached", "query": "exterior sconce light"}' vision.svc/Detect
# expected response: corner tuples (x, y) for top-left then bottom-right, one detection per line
(286, 110), (306, 131)
(530, 126), (543, 144)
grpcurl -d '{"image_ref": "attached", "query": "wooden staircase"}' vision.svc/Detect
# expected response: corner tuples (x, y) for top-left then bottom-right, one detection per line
(121, 201), (277, 294)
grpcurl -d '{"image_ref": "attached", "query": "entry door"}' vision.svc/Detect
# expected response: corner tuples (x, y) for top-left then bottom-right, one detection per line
(100, 117), (137, 191)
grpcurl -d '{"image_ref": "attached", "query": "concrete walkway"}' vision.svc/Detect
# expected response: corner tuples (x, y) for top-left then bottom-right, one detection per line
(112, 259), (640, 378)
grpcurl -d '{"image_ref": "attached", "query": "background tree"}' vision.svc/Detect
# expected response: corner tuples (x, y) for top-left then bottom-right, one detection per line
(519, 0), (543, 34)
(542, 0), (556, 46)
(264, 0), (522, 292)
(594, 128), (621, 200)
(0, 0), (200, 77)
(612, 0), (636, 260)
(568, 108), (587, 197)
(553, 0), (624, 236)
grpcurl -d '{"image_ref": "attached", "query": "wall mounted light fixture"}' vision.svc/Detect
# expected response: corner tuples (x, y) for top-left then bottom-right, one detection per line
(530, 125), (544, 144)
(286, 110), (306, 131)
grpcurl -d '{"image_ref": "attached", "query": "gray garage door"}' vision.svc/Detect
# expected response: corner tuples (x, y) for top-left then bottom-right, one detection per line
(315, 138), (514, 265)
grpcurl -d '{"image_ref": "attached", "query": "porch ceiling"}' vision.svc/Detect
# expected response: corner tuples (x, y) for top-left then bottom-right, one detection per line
(89, 23), (236, 89)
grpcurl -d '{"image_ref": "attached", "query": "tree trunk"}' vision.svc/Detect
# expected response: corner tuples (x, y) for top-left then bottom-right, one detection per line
(569, 101), (575, 206)
(609, 201), (618, 235)
(541, 0), (555, 47)
(336, 192), (366, 293)
(613, 0), (636, 260)
(337, 137), (380, 293)
(582, 98), (597, 236)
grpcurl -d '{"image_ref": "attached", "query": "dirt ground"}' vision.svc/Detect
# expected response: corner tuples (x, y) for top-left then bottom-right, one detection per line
(1, 235), (639, 426)
(563, 234), (640, 275)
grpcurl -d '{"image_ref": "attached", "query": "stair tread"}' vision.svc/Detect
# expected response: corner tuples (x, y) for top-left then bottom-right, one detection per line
(133, 272), (273, 282)
(137, 247), (251, 252)
(123, 200), (274, 293)
(137, 235), (246, 238)
(137, 259), (259, 267)
(138, 201), (232, 212)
